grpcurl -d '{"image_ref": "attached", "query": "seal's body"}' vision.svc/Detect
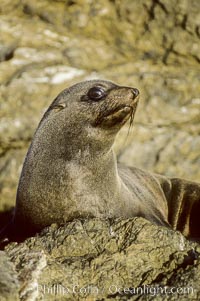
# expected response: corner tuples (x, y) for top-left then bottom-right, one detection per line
(2, 80), (200, 241)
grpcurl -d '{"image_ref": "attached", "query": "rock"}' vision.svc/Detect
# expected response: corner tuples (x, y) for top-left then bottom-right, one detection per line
(0, 251), (19, 301)
(2, 218), (200, 300)
(0, 0), (200, 209)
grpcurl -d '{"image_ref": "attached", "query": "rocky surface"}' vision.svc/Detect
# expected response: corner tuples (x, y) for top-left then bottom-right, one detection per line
(0, 0), (200, 211)
(0, 1), (200, 300)
(1, 218), (200, 301)
(0, 250), (19, 301)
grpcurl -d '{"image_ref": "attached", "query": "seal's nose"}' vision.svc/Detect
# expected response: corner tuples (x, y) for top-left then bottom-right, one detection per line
(131, 88), (139, 98)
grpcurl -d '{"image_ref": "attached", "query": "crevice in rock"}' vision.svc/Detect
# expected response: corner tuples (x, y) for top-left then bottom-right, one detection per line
(4, 63), (39, 87)
(0, 45), (16, 63)
(143, 0), (168, 23)
(155, 0), (169, 15)
(195, 25), (200, 38)
(180, 14), (188, 31)
(0, 138), (31, 158)
(192, 54), (200, 64)
(152, 249), (200, 285)
(162, 41), (175, 65)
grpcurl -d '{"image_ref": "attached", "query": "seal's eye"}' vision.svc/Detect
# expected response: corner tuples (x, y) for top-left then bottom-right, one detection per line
(87, 86), (106, 101)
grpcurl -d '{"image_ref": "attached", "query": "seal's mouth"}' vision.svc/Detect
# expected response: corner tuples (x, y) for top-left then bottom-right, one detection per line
(94, 101), (138, 128)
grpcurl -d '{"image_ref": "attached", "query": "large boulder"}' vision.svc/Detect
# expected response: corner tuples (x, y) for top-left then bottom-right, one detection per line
(2, 218), (200, 301)
(0, 0), (199, 211)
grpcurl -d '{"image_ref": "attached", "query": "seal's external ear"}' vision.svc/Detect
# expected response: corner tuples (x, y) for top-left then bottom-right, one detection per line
(52, 103), (67, 111)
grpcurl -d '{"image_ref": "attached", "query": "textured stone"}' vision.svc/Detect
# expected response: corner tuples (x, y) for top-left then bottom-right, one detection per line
(3, 218), (200, 300)
(0, 0), (200, 208)
(0, 251), (19, 301)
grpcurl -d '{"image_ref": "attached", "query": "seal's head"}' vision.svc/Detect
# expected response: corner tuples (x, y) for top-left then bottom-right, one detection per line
(37, 80), (139, 156)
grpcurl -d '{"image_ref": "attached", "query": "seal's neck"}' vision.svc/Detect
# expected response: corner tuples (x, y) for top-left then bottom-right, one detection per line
(65, 148), (121, 197)
(20, 130), (121, 198)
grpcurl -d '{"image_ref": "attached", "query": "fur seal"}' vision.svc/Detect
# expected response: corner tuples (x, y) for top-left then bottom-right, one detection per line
(1, 80), (200, 243)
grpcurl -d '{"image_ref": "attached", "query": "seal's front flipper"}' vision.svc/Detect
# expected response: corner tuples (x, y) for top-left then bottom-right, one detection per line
(159, 177), (200, 239)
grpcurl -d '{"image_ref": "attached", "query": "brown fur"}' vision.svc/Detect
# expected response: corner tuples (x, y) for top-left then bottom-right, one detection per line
(1, 80), (200, 242)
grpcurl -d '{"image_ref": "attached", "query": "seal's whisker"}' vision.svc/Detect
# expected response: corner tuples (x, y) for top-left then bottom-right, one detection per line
(123, 106), (134, 142)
